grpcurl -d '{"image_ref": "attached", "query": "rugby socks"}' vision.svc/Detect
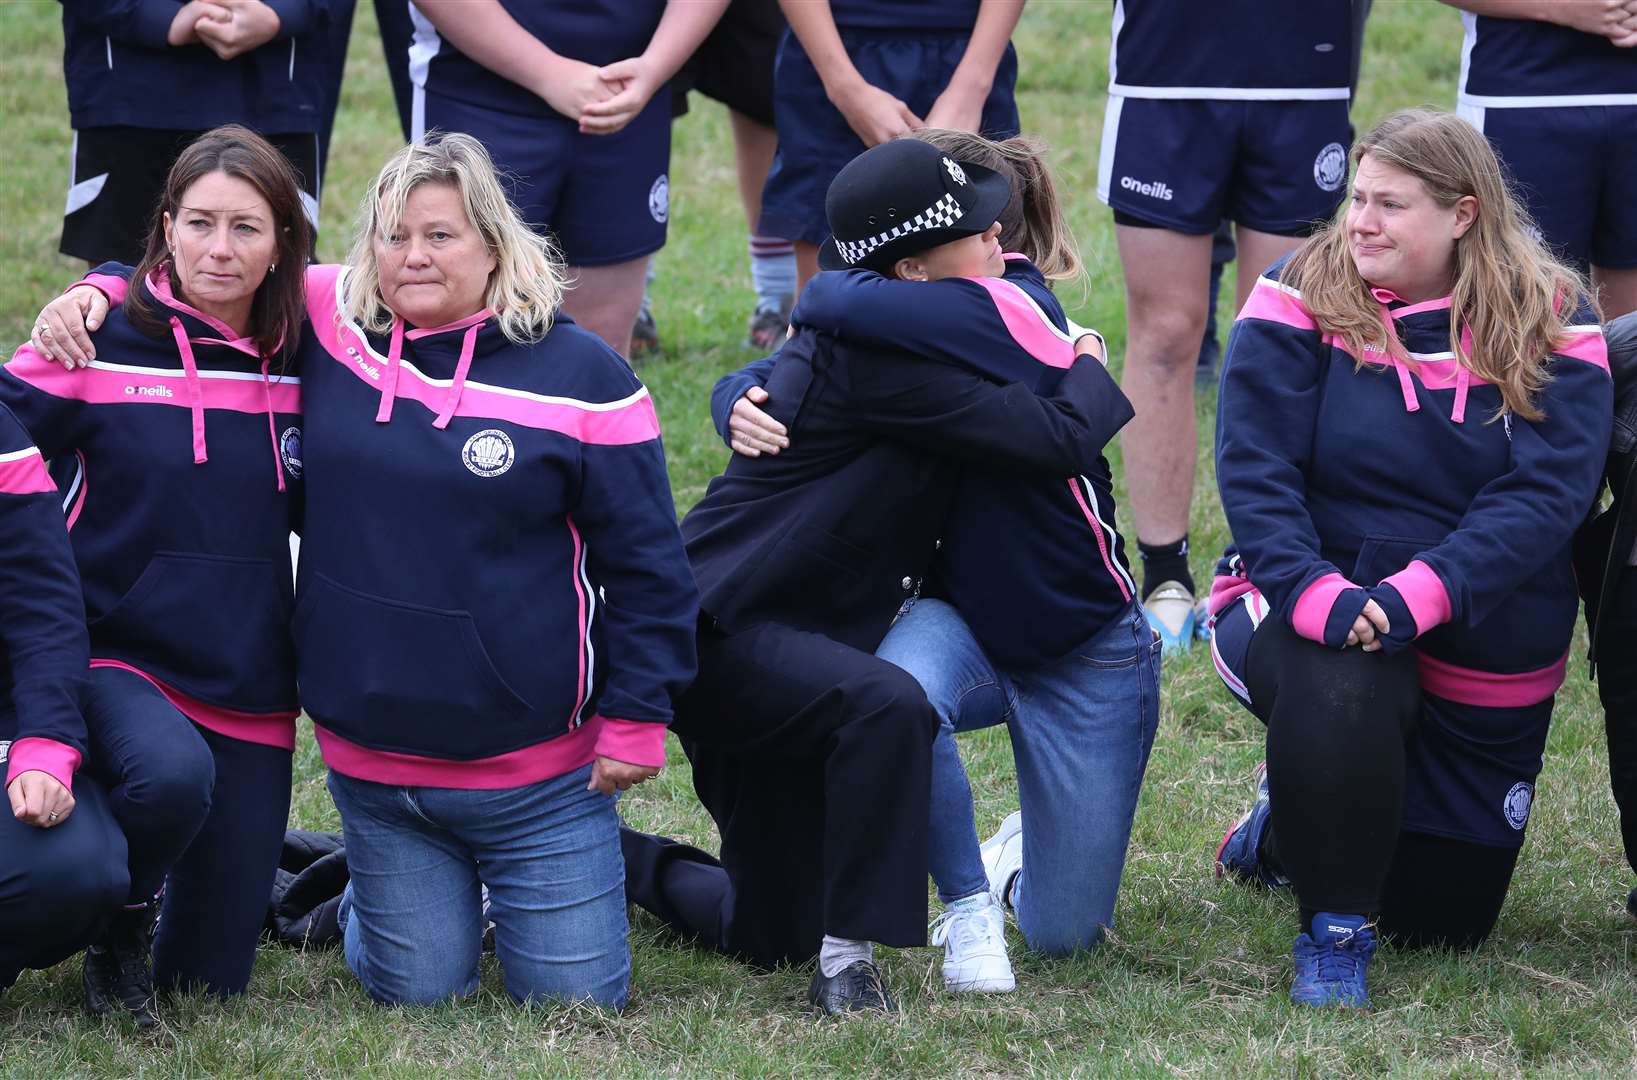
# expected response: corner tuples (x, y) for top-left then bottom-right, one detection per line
(1138, 535), (1194, 599)
(749, 234), (796, 314)
(818, 935), (873, 977)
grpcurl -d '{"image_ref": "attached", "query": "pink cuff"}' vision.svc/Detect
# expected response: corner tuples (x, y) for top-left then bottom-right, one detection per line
(1380, 560), (1453, 636)
(5, 737), (82, 793)
(1290, 572), (1357, 643)
(78, 272), (129, 306)
(592, 717), (668, 769)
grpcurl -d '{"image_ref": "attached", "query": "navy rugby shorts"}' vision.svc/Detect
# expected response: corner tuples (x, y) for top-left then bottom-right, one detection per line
(418, 89), (671, 267)
(759, 28), (1019, 248)
(1097, 97), (1351, 236)
(1462, 103), (1637, 271)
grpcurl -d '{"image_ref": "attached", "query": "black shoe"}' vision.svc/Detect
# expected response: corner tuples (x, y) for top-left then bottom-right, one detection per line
(807, 959), (897, 1015)
(83, 902), (159, 1029)
(1627, 885), (1636, 920)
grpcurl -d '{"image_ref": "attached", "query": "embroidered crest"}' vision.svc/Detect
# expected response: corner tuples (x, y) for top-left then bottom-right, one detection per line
(462, 429), (515, 478)
(1314, 142), (1347, 192)
(1503, 782), (1533, 831)
(279, 426), (303, 479)
(648, 174), (670, 224)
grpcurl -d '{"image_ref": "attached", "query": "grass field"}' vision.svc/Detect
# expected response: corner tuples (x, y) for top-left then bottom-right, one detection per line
(3, 2), (1635, 1076)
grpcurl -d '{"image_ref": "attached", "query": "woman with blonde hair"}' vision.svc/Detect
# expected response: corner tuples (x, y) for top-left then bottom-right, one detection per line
(39, 132), (699, 1009)
(1206, 109), (1612, 1009)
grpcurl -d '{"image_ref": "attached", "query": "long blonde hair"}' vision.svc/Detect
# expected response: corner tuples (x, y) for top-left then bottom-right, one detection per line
(910, 128), (1084, 285)
(1283, 109), (1590, 421)
(341, 132), (568, 344)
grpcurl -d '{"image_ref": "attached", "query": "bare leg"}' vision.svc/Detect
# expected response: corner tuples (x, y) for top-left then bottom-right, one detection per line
(1233, 226), (1308, 312)
(795, 241), (821, 294)
(1116, 225), (1214, 552)
(1593, 265), (1637, 320)
(561, 256), (652, 359)
(729, 109), (777, 232)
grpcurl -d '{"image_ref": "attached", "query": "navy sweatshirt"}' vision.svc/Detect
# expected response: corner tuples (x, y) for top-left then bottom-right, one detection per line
(729, 258), (1137, 668)
(292, 264), (697, 788)
(705, 259), (1134, 662)
(1214, 255), (1611, 705)
(1458, 10), (1637, 105)
(5, 266), (305, 748)
(0, 404), (91, 794)
(60, 1), (339, 133)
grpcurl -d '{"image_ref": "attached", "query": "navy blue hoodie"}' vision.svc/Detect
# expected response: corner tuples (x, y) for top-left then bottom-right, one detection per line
(0, 404), (90, 794)
(3, 265), (304, 748)
(710, 258), (1135, 666)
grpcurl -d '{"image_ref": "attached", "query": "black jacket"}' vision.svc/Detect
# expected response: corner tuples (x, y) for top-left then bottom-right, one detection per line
(1580, 311), (1637, 672)
(682, 328), (1133, 653)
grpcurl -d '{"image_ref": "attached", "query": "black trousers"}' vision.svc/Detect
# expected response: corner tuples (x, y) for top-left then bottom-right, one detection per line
(623, 619), (937, 969)
(1246, 617), (1521, 950)
(1599, 565), (1637, 876)
(0, 778), (129, 991)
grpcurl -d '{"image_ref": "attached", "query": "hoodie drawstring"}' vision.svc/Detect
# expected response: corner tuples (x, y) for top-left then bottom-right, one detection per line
(1371, 295), (1472, 424)
(1374, 304), (1421, 415)
(374, 319), (406, 423)
(169, 317), (209, 463)
(261, 357), (287, 493)
(432, 323), (482, 430)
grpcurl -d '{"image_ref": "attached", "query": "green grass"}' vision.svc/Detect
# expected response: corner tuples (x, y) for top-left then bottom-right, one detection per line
(3, 2), (1635, 1076)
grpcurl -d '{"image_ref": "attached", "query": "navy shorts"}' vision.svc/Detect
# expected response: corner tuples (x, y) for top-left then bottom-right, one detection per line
(1097, 97), (1352, 236)
(1462, 103), (1637, 271)
(1211, 591), (1551, 848)
(418, 90), (671, 267)
(759, 28), (1020, 248)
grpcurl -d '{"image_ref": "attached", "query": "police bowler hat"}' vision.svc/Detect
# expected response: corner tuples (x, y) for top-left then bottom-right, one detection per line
(817, 138), (1011, 274)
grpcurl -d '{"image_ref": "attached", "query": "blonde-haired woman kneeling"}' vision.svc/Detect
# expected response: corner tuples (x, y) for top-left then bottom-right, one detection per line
(1207, 110), (1612, 1008)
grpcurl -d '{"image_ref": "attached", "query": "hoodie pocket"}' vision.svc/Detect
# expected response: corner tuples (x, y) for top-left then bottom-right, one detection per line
(90, 551), (296, 709)
(293, 573), (532, 759)
(1350, 534), (1441, 587)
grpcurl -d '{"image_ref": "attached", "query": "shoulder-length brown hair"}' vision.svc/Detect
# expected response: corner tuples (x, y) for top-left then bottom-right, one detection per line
(126, 125), (310, 367)
(1282, 109), (1591, 421)
(910, 128), (1084, 286)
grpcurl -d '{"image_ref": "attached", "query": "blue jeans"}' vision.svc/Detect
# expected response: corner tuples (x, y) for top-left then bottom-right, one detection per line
(328, 764), (629, 1009)
(875, 598), (1160, 955)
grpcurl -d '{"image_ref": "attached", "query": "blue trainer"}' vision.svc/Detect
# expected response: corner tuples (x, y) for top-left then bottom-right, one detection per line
(1291, 912), (1377, 1009)
(1214, 763), (1289, 888)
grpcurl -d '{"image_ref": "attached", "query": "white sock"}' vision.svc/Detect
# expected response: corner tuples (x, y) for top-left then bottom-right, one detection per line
(749, 234), (796, 313)
(818, 935), (873, 977)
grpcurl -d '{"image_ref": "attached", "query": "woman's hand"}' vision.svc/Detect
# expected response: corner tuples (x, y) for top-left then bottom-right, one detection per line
(32, 286), (110, 369)
(578, 56), (661, 135)
(587, 756), (660, 795)
(829, 78), (923, 147)
(1345, 599), (1390, 652)
(728, 387), (789, 458)
(537, 56), (617, 124)
(191, 0), (282, 61)
(7, 771), (74, 828)
(167, 0), (230, 47)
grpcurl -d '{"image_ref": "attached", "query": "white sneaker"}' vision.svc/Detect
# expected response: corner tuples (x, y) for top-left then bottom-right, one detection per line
(929, 896), (1015, 993)
(981, 811), (1025, 910)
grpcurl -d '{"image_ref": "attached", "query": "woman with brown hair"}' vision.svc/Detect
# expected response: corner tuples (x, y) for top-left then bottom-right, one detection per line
(1207, 109), (1612, 1008)
(5, 125), (312, 1023)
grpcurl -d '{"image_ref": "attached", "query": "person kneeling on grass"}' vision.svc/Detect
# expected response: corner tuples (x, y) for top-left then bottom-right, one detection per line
(711, 128), (1157, 995)
(621, 137), (1129, 1014)
(1208, 109), (1611, 1009)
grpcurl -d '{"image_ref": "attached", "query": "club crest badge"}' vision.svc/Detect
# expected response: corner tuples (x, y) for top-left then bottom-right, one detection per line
(943, 156), (968, 186)
(279, 426), (303, 479)
(1503, 782), (1533, 831)
(1314, 142), (1347, 193)
(649, 174), (670, 224)
(462, 428), (515, 478)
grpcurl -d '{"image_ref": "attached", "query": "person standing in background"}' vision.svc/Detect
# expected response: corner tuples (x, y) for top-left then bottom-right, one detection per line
(57, 0), (340, 265)
(1441, 1), (1637, 318)
(761, 0), (1024, 294)
(1095, 0), (1358, 652)
(405, 0), (728, 359)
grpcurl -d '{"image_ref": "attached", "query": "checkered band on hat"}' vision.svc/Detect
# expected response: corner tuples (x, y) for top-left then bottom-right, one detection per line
(835, 192), (965, 266)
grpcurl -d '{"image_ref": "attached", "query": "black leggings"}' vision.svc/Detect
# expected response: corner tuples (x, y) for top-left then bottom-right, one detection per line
(1599, 565), (1637, 876)
(1246, 617), (1520, 950)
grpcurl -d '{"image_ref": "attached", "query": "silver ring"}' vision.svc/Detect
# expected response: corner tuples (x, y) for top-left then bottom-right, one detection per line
(34, 323), (49, 335)
(47, 811), (59, 820)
